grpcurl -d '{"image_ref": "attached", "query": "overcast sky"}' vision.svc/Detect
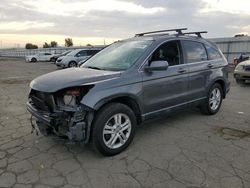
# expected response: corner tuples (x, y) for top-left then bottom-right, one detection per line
(0, 0), (250, 47)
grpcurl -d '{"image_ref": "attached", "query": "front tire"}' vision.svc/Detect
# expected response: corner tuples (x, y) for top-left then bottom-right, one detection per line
(31, 58), (37, 63)
(68, 61), (77, 67)
(92, 103), (137, 156)
(200, 83), (223, 115)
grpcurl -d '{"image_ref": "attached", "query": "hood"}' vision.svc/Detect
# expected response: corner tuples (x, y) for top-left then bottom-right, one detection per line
(239, 60), (250, 66)
(30, 68), (121, 92)
(57, 56), (64, 61)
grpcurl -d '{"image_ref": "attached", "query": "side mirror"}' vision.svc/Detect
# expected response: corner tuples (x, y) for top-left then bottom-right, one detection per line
(144, 60), (169, 72)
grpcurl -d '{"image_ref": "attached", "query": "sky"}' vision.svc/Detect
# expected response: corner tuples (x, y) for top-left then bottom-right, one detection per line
(0, 0), (250, 48)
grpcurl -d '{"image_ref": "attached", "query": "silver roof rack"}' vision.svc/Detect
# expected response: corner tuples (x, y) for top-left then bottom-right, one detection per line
(179, 31), (208, 38)
(135, 28), (188, 37)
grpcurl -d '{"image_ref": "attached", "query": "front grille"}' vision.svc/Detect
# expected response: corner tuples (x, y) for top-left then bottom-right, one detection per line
(244, 66), (250, 71)
(29, 90), (55, 112)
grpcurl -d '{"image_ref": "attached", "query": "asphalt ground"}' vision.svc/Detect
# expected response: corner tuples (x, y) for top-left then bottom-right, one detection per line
(0, 57), (250, 188)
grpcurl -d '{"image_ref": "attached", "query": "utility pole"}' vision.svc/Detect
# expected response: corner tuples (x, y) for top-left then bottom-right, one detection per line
(103, 38), (106, 45)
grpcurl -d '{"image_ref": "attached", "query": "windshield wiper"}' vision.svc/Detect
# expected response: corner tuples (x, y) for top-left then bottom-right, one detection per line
(85, 66), (101, 70)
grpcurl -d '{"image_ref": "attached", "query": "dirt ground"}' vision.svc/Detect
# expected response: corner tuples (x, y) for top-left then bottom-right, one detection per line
(0, 57), (250, 188)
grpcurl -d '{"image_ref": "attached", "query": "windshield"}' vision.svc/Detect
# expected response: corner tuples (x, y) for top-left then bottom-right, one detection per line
(81, 40), (152, 71)
(62, 51), (71, 55)
(66, 50), (80, 56)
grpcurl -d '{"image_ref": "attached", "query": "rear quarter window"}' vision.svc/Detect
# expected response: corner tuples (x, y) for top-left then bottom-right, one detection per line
(182, 40), (207, 63)
(205, 45), (222, 60)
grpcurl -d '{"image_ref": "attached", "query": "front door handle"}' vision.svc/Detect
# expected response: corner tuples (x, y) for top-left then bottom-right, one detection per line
(178, 68), (186, 73)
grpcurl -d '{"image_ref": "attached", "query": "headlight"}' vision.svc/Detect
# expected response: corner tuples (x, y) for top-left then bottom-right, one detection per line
(235, 65), (244, 70)
(63, 94), (76, 106)
(63, 88), (81, 106)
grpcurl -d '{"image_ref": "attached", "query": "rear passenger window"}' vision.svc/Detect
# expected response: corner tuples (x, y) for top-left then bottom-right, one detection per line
(87, 50), (99, 56)
(182, 41), (207, 63)
(205, 45), (222, 60)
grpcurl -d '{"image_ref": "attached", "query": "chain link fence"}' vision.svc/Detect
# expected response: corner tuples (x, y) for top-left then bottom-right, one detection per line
(0, 45), (106, 57)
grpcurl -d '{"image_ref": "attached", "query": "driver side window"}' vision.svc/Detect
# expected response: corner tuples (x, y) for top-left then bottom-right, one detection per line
(150, 40), (181, 66)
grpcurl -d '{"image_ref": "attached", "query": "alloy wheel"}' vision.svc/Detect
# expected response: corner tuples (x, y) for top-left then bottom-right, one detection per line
(102, 113), (131, 149)
(209, 88), (221, 111)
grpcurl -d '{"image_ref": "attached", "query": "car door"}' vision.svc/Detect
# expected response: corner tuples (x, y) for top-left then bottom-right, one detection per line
(44, 53), (52, 61)
(39, 53), (46, 61)
(36, 53), (42, 61)
(141, 40), (189, 117)
(181, 40), (210, 102)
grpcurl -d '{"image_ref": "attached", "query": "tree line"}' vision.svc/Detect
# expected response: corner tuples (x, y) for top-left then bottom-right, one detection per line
(25, 38), (74, 49)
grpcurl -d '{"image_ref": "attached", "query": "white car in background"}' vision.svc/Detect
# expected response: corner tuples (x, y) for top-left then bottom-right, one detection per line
(25, 52), (54, 62)
(56, 49), (101, 68)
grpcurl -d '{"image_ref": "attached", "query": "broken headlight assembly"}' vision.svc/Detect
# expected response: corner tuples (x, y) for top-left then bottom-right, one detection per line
(55, 85), (94, 111)
(55, 87), (83, 109)
(63, 88), (81, 107)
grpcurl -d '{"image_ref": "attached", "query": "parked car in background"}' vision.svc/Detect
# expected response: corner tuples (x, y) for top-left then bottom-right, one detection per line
(25, 52), (54, 62)
(56, 49), (101, 68)
(233, 53), (249, 66)
(234, 60), (250, 84)
(27, 28), (230, 156)
(50, 50), (72, 63)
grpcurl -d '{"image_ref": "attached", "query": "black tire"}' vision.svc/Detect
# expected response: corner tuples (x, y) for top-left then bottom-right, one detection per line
(236, 78), (245, 84)
(68, 61), (77, 67)
(200, 83), (223, 115)
(92, 103), (137, 156)
(31, 57), (37, 62)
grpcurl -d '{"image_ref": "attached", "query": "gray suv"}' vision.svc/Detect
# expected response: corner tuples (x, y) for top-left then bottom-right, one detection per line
(27, 28), (230, 156)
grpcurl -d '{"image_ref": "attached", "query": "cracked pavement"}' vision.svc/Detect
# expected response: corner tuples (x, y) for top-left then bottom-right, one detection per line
(0, 57), (250, 188)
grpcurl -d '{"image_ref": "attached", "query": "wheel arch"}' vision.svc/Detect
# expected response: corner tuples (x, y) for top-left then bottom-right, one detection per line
(211, 78), (226, 98)
(94, 95), (143, 125)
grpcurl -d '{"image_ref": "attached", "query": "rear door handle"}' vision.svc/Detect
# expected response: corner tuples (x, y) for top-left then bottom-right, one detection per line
(178, 68), (186, 73)
(208, 64), (213, 68)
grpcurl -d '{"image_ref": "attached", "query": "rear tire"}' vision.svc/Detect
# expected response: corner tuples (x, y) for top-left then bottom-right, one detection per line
(68, 61), (77, 67)
(200, 83), (223, 115)
(92, 103), (137, 156)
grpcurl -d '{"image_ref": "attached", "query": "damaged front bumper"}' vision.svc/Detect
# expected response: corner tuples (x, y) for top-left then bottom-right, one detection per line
(26, 101), (93, 143)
